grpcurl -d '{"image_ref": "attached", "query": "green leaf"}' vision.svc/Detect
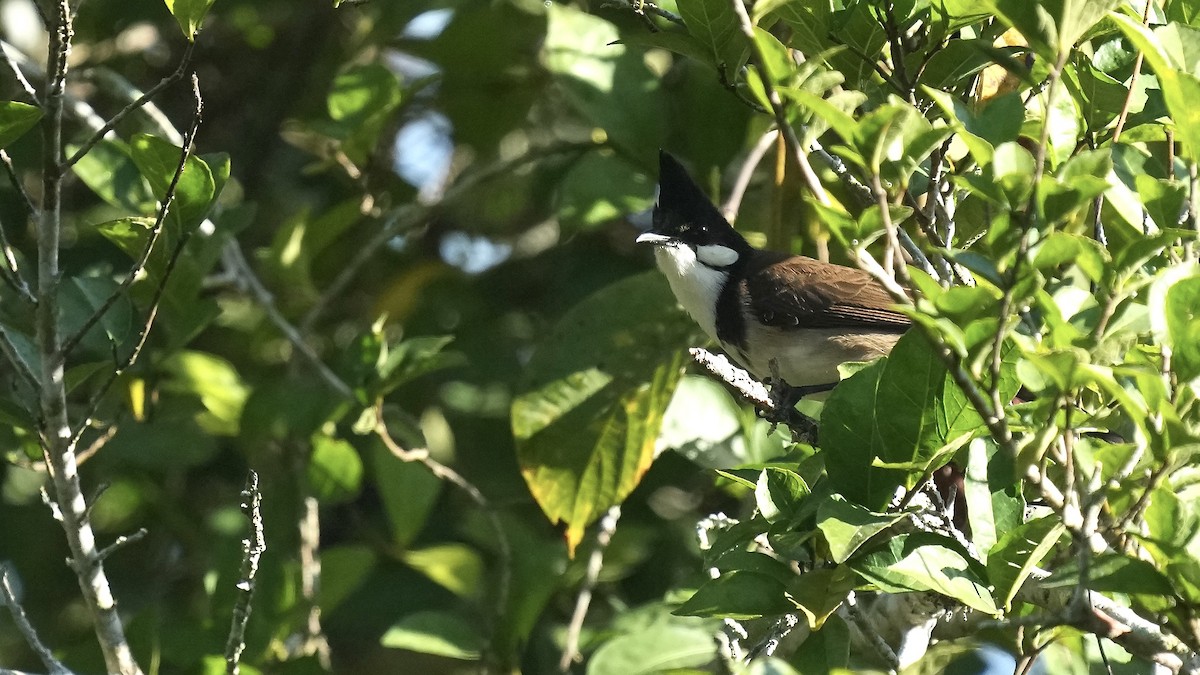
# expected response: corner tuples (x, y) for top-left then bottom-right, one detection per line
(787, 566), (858, 629)
(587, 621), (717, 675)
(59, 276), (132, 348)
(159, 350), (248, 436)
(676, 0), (745, 73)
(162, 0), (215, 40)
(320, 545), (377, 613)
(328, 64), (404, 125)
(513, 272), (700, 555)
(0, 101), (41, 148)
(129, 134), (217, 231)
(984, 0), (1122, 58)
(307, 434), (363, 504)
(71, 140), (155, 213)
(986, 516), (1065, 609)
(962, 438), (1021, 564)
(370, 441), (441, 547)
(1149, 264), (1200, 381)
(821, 332), (1019, 509)
(674, 570), (794, 619)
(1042, 553), (1175, 595)
(1112, 15), (1200, 162)
(815, 495), (905, 564)
(380, 611), (483, 660)
(755, 467), (809, 524)
(404, 544), (484, 600)
(851, 532), (998, 614)
(378, 335), (465, 396)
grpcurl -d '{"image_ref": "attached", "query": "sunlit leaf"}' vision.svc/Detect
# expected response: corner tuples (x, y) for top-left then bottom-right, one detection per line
(162, 0), (215, 40)
(513, 272), (700, 555)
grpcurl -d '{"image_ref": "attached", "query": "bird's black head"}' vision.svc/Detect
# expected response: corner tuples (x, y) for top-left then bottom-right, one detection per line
(637, 151), (751, 267)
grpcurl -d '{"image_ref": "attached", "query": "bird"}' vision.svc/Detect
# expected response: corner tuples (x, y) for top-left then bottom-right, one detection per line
(636, 151), (911, 405)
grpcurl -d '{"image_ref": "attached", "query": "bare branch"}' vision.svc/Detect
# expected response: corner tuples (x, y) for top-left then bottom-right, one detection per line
(374, 403), (512, 639)
(35, 2), (142, 671)
(95, 528), (147, 563)
(2, 149), (37, 217)
(1, 564), (72, 675)
(61, 42), (195, 170)
(1, 40), (39, 104)
(225, 470), (266, 675)
(223, 241), (354, 399)
(729, 0), (832, 210)
(722, 129), (778, 223)
(560, 505), (622, 672)
(61, 73), (203, 359)
(688, 347), (818, 442)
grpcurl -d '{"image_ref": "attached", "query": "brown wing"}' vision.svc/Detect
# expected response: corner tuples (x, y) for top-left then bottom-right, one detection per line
(741, 254), (911, 331)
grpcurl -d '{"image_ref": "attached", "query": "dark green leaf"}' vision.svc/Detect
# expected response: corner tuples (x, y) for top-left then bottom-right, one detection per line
(674, 570), (794, 619)
(755, 467), (809, 524)
(0, 101), (41, 148)
(129, 134), (217, 231)
(787, 566), (858, 629)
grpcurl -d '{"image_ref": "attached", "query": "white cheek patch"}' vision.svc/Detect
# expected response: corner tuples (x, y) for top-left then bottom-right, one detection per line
(696, 244), (739, 268)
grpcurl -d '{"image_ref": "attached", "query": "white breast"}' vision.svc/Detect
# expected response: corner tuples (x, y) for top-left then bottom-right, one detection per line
(653, 244), (727, 342)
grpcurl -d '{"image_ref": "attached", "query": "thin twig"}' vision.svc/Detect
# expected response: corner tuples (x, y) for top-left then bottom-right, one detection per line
(0, 212), (35, 303)
(223, 241), (354, 398)
(845, 591), (901, 670)
(299, 141), (597, 332)
(2, 149), (37, 216)
(602, 0), (684, 25)
(95, 528), (147, 563)
(61, 73), (202, 359)
(289, 494), (331, 668)
(225, 470), (266, 675)
(729, 0), (832, 209)
(559, 505), (622, 672)
(61, 42), (195, 170)
(374, 403), (512, 642)
(1, 564), (72, 675)
(0, 321), (39, 390)
(0, 40), (39, 104)
(722, 129), (778, 222)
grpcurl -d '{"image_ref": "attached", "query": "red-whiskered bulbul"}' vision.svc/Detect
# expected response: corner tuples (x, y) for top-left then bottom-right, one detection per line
(637, 151), (910, 401)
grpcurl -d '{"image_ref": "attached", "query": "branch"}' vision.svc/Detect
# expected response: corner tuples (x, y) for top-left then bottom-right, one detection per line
(601, 0), (684, 26)
(373, 403), (512, 640)
(688, 347), (818, 443)
(61, 73), (202, 359)
(722, 129), (778, 223)
(0, 210), (35, 303)
(1, 40), (39, 104)
(35, 2), (141, 672)
(61, 42), (195, 169)
(729, 0), (832, 209)
(1, 564), (72, 675)
(222, 241), (354, 398)
(559, 505), (622, 672)
(299, 141), (597, 332)
(225, 470), (266, 675)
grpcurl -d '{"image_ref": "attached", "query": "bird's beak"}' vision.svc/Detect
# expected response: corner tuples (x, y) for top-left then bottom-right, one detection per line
(636, 232), (671, 245)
